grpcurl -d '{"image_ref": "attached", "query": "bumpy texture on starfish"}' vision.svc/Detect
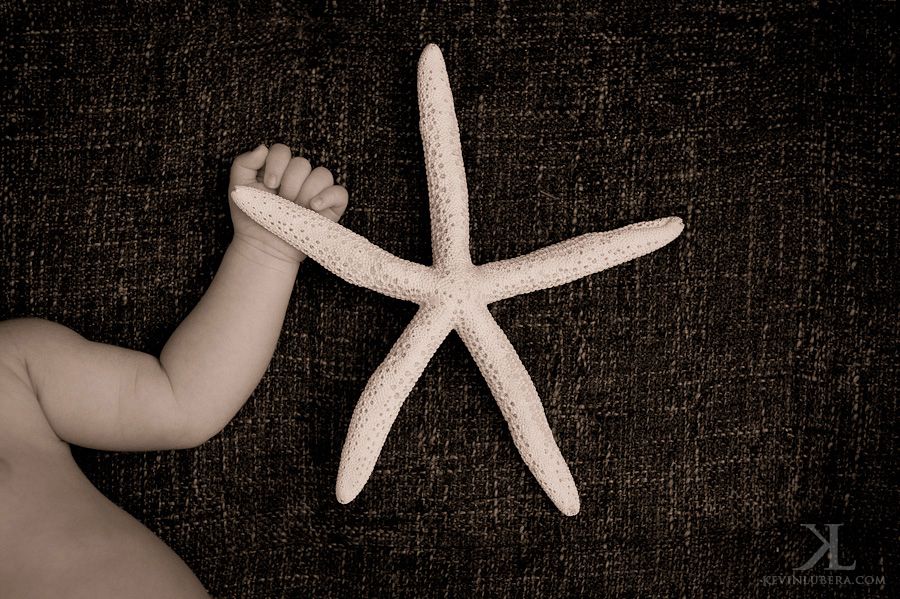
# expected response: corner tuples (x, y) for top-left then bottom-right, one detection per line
(231, 44), (683, 516)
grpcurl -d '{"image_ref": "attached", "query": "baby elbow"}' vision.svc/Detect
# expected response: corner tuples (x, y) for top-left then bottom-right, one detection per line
(160, 392), (248, 450)
(182, 422), (224, 449)
(168, 418), (225, 450)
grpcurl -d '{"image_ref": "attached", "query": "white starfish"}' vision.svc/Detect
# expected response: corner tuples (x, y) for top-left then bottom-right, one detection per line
(231, 44), (683, 516)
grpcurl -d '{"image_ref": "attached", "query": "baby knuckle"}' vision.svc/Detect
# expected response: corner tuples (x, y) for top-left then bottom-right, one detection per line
(315, 167), (334, 184)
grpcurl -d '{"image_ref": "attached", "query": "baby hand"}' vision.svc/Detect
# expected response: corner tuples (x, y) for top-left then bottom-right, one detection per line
(228, 144), (349, 264)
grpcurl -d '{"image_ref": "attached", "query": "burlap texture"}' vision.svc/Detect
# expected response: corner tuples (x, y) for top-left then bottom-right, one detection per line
(1, 1), (897, 597)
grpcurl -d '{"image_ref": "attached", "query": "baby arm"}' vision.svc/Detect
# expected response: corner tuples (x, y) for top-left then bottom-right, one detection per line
(2, 144), (347, 451)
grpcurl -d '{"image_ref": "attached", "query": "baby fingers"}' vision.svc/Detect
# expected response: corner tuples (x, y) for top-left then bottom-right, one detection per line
(230, 144), (269, 188)
(261, 143), (292, 189)
(297, 166), (334, 208)
(309, 185), (349, 222)
(278, 156), (312, 202)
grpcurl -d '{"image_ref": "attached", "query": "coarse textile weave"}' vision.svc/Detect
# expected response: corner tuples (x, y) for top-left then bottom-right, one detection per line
(1, 1), (897, 597)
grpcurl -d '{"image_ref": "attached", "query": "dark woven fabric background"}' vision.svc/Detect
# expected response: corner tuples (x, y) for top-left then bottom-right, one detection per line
(1, 1), (897, 597)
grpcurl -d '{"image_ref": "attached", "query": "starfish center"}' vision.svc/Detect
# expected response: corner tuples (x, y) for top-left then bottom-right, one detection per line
(431, 266), (481, 312)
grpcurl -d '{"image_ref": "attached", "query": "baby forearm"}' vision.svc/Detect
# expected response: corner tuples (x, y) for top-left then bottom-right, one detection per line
(158, 236), (299, 441)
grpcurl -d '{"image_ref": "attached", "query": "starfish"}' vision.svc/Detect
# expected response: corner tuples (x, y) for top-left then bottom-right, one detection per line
(231, 44), (683, 516)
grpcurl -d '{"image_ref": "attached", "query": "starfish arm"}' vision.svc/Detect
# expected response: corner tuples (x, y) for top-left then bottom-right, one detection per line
(232, 186), (436, 302)
(476, 216), (684, 303)
(335, 303), (454, 504)
(418, 44), (471, 268)
(456, 304), (580, 516)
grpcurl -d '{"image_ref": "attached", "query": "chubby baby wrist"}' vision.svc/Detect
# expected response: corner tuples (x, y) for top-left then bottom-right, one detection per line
(229, 234), (304, 273)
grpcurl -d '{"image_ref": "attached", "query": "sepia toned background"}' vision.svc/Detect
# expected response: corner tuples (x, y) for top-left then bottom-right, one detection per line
(1, 1), (897, 596)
